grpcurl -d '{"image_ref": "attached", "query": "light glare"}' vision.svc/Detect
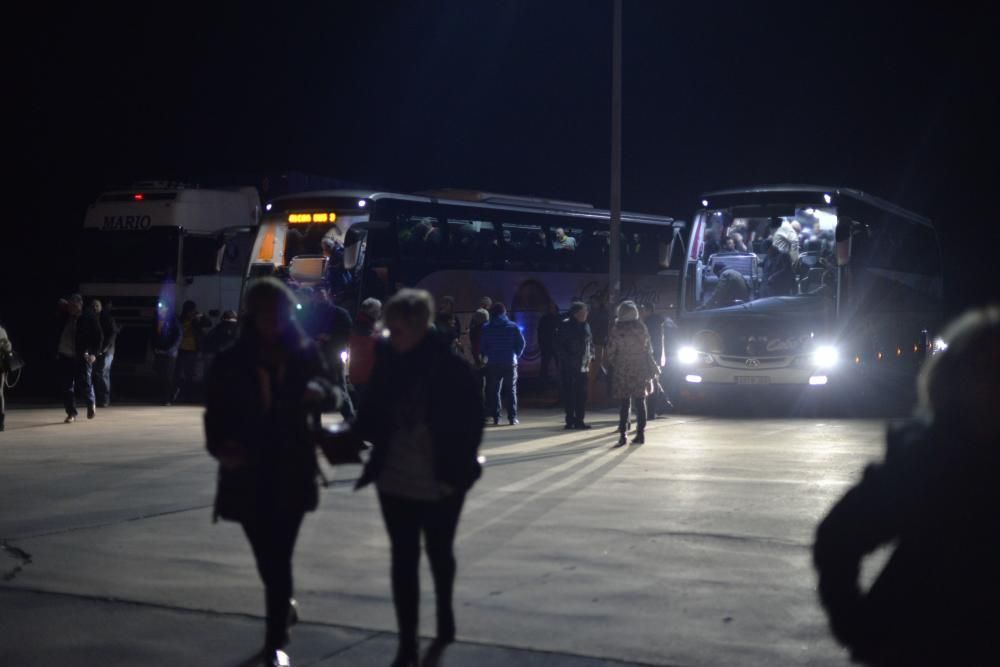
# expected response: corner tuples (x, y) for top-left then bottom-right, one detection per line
(809, 376), (829, 386)
(678, 346), (700, 365)
(685, 374), (703, 383)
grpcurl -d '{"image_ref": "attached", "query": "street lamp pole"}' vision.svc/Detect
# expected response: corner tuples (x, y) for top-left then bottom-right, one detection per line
(608, 0), (623, 308)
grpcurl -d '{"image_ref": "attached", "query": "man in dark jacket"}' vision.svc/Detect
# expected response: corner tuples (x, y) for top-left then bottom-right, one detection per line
(55, 294), (103, 422)
(537, 302), (561, 386)
(300, 286), (354, 420)
(153, 301), (182, 405)
(813, 306), (1000, 665)
(479, 302), (526, 426)
(93, 299), (120, 407)
(761, 241), (795, 297)
(558, 301), (593, 429)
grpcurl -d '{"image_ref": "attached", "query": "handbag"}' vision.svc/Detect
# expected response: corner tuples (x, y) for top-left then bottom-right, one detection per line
(315, 421), (369, 465)
(1, 350), (24, 373)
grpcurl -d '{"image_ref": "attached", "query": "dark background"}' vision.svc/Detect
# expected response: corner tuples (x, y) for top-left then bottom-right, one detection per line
(7, 1), (998, 378)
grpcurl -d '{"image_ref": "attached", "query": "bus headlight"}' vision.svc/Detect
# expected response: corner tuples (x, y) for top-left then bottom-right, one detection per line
(812, 345), (839, 369)
(932, 337), (948, 354)
(678, 346), (700, 365)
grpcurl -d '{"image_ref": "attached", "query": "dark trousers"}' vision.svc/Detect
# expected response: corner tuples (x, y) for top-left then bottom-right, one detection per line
(378, 492), (466, 655)
(241, 511), (305, 651)
(175, 350), (200, 402)
(58, 355), (95, 417)
(540, 348), (558, 384)
(153, 354), (177, 404)
(619, 396), (647, 434)
(485, 364), (517, 421)
(561, 370), (588, 426)
(94, 352), (113, 406)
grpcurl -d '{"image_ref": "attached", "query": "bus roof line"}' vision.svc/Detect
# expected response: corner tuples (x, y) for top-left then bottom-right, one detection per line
(701, 184), (933, 228)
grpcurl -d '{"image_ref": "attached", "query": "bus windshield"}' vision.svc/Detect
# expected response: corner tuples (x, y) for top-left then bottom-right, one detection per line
(690, 206), (839, 311)
(77, 227), (180, 283)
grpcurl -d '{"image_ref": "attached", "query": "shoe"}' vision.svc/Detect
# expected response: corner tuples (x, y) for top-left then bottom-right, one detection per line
(573, 422), (592, 430)
(389, 651), (418, 667)
(421, 638), (453, 667)
(564, 423), (575, 430)
(287, 598), (299, 627)
(631, 432), (645, 445)
(265, 649), (291, 667)
(492, 417), (500, 426)
(509, 418), (519, 426)
(64, 415), (76, 424)
(87, 404), (96, 420)
(615, 434), (627, 447)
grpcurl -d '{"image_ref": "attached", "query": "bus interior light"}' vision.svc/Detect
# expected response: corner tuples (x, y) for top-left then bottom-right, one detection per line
(809, 376), (829, 386)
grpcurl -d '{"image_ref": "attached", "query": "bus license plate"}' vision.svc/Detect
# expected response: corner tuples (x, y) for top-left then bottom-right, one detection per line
(735, 376), (771, 385)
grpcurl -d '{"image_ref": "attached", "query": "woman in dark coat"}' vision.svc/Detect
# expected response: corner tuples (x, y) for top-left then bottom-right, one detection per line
(345, 288), (484, 667)
(204, 278), (339, 667)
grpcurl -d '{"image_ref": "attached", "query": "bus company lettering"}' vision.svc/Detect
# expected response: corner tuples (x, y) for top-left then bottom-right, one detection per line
(103, 215), (152, 231)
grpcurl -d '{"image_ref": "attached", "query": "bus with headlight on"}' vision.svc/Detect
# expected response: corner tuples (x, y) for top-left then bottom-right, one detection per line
(247, 189), (685, 376)
(672, 185), (942, 411)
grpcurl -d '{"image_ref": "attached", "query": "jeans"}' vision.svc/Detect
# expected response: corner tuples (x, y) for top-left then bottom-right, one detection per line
(539, 348), (559, 384)
(241, 511), (305, 651)
(619, 396), (647, 434)
(561, 370), (588, 426)
(175, 350), (200, 402)
(58, 355), (95, 417)
(153, 354), (177, 404)
(485, 364), (517, 421)
(95, 352), (113, 406)
(378, 492), (466, 656)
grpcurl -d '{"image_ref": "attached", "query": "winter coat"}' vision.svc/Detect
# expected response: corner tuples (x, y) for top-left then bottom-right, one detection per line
(203, 329), (338, 523)
(479, 314), (526, 366)
(354, 332), (484, 493)
(813, 418), (1000, 665)
(152, 315), (182, 357)
(56, 311), (104, 358)
(557, 318), (592, 373)
(605, 320), (659, 399)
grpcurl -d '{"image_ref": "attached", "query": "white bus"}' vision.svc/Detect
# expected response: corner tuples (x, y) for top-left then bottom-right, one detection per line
(78, 181), (260, 375)
(246, 189), (685, 376)
(672, 185), (943, 411)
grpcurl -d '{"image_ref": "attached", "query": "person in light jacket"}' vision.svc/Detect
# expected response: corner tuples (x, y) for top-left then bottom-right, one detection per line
(605, 301), (659, 446)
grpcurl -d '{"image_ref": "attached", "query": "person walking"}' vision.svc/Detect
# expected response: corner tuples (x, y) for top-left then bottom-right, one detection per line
(94, 299), (120, 407)
(606, 301), (659, 446)
(813, 305), (1000, 665)
(176, 300), (211, 402)
(153, 301), (182, 405)
(300, 286), (354, 420)
(55, 295), (103, 423)
(0, 319), (12, 431)
(335, 288), (484, 667)
(557, 302), (594, 430)
(204, 278), (339, 667)
(347, 297), (382, 405)
(479, 302), (526, 426)
(640, 303), (669, 419)
(537, 302), (561, 386)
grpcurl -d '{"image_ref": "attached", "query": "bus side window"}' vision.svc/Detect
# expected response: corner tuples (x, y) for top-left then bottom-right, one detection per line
(501, 222), (549, 270)
(398, 215), (443, 261)
(446, 218), (497, 264)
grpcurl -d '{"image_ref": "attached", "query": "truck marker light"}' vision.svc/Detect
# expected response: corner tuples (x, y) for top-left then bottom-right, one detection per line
(134, 193), (144, 201)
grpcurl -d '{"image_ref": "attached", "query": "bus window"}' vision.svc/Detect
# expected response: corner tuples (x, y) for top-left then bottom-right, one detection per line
(398, 214), (443, 261)
(447, 218), (497, 263)
(501, 222), (549, 270)
(624, 227), (673, 274)
(855, 216), (941, 275)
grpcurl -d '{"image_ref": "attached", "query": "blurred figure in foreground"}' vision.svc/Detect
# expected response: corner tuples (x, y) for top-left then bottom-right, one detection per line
(813, 306), (1000, 665)
(204, 278), (339, 667)
(347, 297), (382, 405)
(341, 288), (484, 667)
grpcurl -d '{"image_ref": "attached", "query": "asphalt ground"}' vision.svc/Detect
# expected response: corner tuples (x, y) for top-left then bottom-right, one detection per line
(0, 405), (891, 666)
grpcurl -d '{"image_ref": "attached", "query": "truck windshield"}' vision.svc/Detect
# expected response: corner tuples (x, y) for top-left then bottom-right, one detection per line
(691, 207), (839, 311)
(77, 227), (180, 283)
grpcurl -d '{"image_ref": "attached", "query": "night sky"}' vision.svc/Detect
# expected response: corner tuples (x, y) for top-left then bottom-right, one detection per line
(10, 1), (998, 336)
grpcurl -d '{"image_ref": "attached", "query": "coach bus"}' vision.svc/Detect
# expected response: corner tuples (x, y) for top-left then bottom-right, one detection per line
(672, 184), (943, 410)
(77, 182), (260, 375)
(247, 189), (685, 375)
